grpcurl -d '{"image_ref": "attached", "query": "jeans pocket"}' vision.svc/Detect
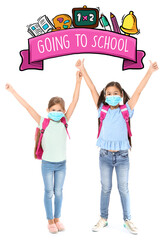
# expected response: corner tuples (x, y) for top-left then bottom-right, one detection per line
(100, 149), (108, 158)
(119, 151), (129, 159)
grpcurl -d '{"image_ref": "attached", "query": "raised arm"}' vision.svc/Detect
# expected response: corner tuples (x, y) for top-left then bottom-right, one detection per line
(128, 61), (159, 110)
(76, 59), (99, 108)
(5, 84), (41, 124)
(65, 71), (82, 121)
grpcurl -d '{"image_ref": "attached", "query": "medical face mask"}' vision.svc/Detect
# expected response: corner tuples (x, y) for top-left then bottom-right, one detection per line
(48, 111), (64, 121)
(105, 95), (122, 106)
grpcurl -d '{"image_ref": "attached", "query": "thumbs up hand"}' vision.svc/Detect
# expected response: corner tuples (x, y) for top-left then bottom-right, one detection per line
(149, 60), (159, 74)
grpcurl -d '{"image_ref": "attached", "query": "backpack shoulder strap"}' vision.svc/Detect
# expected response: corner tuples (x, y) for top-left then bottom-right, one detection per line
(41, 118), (50, 132)
(61, 117), (70, 139)
(97, 105), (110, 138)
(120, 104), (129, 119)
(100, 105), (110, 120)
(120, 105), (132, 137)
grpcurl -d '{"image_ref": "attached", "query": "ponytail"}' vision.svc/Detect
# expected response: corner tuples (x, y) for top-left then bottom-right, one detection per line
(122, 88), (130, 104)
(97, 88), (107, 108)
(122, 88), (132, 148)
(97, 89), (106, 132)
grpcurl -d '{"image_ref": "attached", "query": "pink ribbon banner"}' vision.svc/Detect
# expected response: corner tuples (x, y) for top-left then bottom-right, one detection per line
(20, 28), (145, 71)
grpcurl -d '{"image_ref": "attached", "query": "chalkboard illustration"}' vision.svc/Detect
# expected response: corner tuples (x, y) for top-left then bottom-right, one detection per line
(72, 5), (99, 28)
(27, 15), (55, 37)
(120, 11), (140, 36)
(52, 14), (72, 31)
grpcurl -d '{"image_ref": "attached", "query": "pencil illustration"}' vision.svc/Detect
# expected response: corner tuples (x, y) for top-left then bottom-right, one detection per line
(110, 12), (121, 33)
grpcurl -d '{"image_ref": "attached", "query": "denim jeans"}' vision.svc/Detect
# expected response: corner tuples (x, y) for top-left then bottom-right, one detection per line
(41, 160), (66, 220)
(99, 149), (131, 220)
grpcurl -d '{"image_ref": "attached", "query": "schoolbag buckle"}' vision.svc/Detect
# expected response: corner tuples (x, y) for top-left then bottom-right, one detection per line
(41, 129), (45, 134)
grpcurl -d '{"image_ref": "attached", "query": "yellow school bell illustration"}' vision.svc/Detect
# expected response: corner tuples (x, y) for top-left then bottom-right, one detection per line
(120, 11), (139, 36)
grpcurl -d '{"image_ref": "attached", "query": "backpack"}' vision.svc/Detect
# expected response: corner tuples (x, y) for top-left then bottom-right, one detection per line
(97, 104), (132, 139)
(34, 117), (70, 160)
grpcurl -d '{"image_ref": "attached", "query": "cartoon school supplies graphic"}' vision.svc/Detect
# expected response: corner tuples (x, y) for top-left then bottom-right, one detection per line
(99, 13), (112, 31)
(27, 15), (54, 37)
(37, 16), (55, 33)
(110, 12), (121, 33)
(72, 5), (99, 28)
(120, 11), (139, 36)
(27, 23), (44, 37)
(20, 6), (146, 71)
(52, 14), (72, 31)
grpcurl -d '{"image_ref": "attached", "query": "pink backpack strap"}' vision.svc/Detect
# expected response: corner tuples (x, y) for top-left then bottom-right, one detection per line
(36, 118), (50, 157)
(97, 105), (110, 138)
(120, 105), (132, 137)
(61, 117), (70, 139)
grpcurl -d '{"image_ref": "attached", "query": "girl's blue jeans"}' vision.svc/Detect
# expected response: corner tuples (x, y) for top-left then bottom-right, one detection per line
(41, 160), (66, 220)
(99, 149), (131, 220)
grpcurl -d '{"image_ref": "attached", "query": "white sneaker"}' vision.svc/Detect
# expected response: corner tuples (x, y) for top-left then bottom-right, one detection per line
(92, 218), (108, 232)
(124, 220), (138, 235)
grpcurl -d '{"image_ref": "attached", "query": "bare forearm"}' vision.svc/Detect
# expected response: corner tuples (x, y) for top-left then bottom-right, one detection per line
(11, 89), (31, 110)
(81, 67), (99, 106)
(75, 59), (99, 107)
(128, 61), (158, 110)
(10, 89), (40, 123)
(136, 69), (152, 95)
(65, 79), (82, 121)
(81, 67), (96, 91)
(72, 81), (81, 104)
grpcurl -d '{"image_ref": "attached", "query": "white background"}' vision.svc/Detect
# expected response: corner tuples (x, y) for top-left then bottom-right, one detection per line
(0, 0), (168, 240)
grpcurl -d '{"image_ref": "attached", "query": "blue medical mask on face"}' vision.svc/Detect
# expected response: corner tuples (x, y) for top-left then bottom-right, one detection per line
(48, 111), (64, 121)
(105, 95), (122, 106)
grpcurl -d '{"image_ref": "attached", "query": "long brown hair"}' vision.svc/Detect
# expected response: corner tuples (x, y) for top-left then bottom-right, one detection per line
(34, 97), (65, 158)
(97, 82), (132, 147)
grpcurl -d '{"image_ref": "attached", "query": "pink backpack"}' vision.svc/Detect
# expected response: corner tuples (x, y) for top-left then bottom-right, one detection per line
(34, 117), (70, 160)
(97, 104), (132, 139)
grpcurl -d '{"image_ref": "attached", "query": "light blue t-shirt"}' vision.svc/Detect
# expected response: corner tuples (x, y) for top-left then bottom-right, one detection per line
(96, 102), (134, 150)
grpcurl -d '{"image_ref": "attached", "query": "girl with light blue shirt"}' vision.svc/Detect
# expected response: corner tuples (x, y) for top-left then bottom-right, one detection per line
(76, 59), (158, 235)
